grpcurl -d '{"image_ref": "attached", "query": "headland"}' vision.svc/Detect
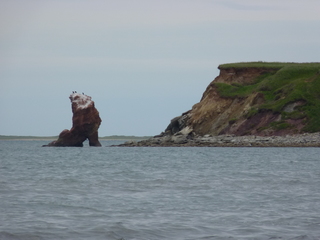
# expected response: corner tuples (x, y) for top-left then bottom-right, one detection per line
(117, 62), (320, 147)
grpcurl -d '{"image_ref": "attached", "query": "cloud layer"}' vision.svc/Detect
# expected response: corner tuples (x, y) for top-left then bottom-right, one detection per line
(1, 0), (320, 136)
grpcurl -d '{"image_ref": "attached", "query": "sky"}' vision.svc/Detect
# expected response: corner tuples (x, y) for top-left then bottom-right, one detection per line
(1, 0), (320, 137)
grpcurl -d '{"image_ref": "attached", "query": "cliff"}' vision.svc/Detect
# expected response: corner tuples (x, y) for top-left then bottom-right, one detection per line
(118, 62), (320, 147)
(43, 93), (102, 147)
(164, 62), (320, 137)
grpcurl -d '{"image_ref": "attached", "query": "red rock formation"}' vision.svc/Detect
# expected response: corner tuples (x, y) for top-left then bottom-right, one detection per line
(43, 93), (102, 147)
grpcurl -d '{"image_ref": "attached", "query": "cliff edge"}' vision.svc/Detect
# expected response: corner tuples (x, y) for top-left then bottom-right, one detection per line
(43, 93), (102, 147)
(119, 62), (320, 147)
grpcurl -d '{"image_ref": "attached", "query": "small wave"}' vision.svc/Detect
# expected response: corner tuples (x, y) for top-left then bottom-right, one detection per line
(0, 231), (44, 240)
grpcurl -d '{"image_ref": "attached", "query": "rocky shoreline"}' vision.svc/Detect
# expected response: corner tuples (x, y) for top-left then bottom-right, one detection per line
(113, 133), (320, 147)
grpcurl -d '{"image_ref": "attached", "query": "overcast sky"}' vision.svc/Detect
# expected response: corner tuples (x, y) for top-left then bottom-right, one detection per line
(1, 0), (320, 137)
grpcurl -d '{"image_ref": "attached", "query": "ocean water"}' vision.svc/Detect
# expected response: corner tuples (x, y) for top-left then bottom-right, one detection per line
(0, 140), (320, 240)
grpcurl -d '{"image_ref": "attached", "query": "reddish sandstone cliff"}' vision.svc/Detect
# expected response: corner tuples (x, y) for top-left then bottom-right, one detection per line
(164, 67), (280, 137)
(164, 63), (319, 137)
(43, 93), (102, 147)
(186, 67), (277, 136)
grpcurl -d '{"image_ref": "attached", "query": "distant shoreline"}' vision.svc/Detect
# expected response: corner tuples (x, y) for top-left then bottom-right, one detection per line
(0, 135), (151, 141)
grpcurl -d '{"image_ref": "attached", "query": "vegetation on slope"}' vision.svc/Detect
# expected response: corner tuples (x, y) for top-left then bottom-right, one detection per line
(216, 62), (320, 132)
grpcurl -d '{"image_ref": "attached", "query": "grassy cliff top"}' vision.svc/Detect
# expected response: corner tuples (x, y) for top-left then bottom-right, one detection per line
(219, 62), (320, 69)
(215, 62), (320, 133)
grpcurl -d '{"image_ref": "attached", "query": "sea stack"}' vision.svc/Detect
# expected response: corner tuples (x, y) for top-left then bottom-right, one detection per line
(43, 93), (102, 147)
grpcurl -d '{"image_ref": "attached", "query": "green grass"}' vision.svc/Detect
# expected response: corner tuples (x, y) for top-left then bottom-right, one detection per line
(219, 61), (320, 69)
(215, 62), (320, 132)
(215, 82), (257, 98)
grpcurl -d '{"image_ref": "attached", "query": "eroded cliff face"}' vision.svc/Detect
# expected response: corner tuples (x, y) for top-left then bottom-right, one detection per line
(213, 67), (276, 85)
(43, 93), (102, 147)
(164, 66), (307, 137)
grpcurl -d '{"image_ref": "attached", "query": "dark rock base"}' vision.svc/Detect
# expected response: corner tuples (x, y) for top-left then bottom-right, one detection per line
(113, 133), (320, 147)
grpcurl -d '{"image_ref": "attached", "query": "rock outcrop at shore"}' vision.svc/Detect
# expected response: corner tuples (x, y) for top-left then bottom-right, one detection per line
(43, 93), (102, 147)
(117, 62), (320, 147)
(118, 133), (320, 147)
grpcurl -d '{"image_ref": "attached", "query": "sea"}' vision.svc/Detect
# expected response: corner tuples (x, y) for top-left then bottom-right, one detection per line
(1, 140), (320, 240)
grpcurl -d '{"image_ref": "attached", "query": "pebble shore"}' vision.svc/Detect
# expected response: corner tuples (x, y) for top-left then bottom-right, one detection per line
(114, 133), (320, 147)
